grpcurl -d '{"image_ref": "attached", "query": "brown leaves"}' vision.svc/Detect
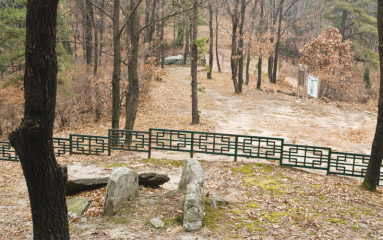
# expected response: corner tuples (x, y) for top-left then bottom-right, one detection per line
(300, 27), (354, 91)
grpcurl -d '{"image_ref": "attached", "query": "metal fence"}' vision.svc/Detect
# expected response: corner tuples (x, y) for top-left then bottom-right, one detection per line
(1, 128), (381, 185)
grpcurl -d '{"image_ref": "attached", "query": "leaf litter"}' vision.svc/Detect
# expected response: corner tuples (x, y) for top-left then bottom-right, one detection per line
(1, 66), (383, 239)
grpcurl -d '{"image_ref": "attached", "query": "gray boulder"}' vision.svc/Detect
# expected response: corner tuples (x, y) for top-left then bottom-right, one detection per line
(178, 159), (205, 232)
(139, 173), (170, 188)
(66, 177), (109, 195)
(178, 158), (204, 194)
(67, 197), (92, 218)
(103, 168), (139, 216)
(150, 218), (165, 228)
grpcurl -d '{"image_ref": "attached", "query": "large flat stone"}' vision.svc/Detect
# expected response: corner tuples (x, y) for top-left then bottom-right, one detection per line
(103, 168), (139, 216)
(139, 173), (170, 187)
(66, 177), (109, 195)
(67, 197), (92, 218)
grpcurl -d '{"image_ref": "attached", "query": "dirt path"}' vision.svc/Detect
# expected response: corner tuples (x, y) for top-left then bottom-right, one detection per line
(171, 66), (376, 155)
(1, 66), (381, 240)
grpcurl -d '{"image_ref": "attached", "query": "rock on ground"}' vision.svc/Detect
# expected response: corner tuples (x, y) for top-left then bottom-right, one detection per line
(178, 159), (205, 232)
(103, 168), (139, 216)
(67, 197), (92, 218)
(178, 159), (204, 194)
(66, 177), (108, 195)
(138, 173), (170, 187)
(150, 218), (165, 228)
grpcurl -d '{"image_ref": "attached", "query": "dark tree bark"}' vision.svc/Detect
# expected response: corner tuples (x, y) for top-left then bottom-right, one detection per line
(227, 0), (240, 93)
(362, 0), (383, 191)
(271, 0), (284, 84)
(340, 10), (347, 40)
(191, 0), (200, 124)
(246, 0), (257, 85)
(268, 0), (277, 82)
(245, 49), (251, 85)
(184, 24), (190, 65)
(98, 0), (105, 64)
(215, 5), (221, 72)
(144, 0), (151, 44)
(112, 0), (121, 130)
(91, 5), (99, 76)
(237, 0), (247, 92)
(125, 0), (141, 130)
(8, 0), (70, 239)
(159, 1), (166, 68)
(85, 0), (93, 109)
(257, 0), (264, 89)
(149, 0), (156, 43)
(268, 53), (273, 81)
(226, 0), (249, 93)
(85, 0), (93, 65)
(257, 56), (262, 89)
(207, 1), (214, 79)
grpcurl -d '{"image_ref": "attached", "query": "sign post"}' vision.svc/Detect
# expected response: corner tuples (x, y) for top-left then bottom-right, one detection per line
(297, 64), (307, 103)
(307, 75), (320, 99)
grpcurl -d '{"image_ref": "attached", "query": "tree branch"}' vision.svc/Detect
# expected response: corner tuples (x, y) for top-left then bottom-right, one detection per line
(89, 0), (114, 21)
(138, 0), (205, 35)
(118, 0), (143, 37)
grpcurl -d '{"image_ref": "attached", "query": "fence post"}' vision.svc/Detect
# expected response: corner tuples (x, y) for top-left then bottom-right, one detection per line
(326, 149), (332, 175)
(279, 139), (284, 165)
(69, 134), (73, 156)
(234, 136), (238, 162)
(148, 129), (152, 159)
(190, 132), (194, 158)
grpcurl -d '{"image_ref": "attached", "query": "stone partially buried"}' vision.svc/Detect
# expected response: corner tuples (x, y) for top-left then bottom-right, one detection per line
(103, 168), (139, 216)
(67, 197), (92, 218)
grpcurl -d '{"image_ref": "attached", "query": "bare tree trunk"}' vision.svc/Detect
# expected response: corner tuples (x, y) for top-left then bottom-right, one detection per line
(340, 10), (347, 40)
(85, 0), (93, 109)
(271, 0), (284, 84)
(149, 0), (156, 43)
(229, 0), (240, 93)
(160, 0), (166, 68)
(257, 0), (264, 89)
(257, 56), (262, 89)
(125, 0), (141, 130)
(362, 0), (383, 191)
(207, 1), (214, 79)
(98, 0), (105, 64)
(246, 0), (257, 85)
(144, 0), (151, 44)
(112, 0), (121, 130)
(237, 0), (247, 92)
(191, 0), (200, 124)
(8, 0), (69, 238)
(268, 0), (276, 82)
(215, 6), (221, 72)
(184, 24), (190, 65)
(91, 6), (98, 75)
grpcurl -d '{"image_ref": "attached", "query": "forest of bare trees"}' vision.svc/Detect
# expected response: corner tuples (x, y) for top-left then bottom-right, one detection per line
(1, 0), (383, 237)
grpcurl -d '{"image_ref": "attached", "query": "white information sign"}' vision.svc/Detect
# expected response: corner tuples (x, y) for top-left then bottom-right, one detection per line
(307, 75), (319, 98)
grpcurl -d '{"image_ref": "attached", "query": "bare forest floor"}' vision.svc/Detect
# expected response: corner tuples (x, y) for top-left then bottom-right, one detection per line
(1, 65), (383, 239)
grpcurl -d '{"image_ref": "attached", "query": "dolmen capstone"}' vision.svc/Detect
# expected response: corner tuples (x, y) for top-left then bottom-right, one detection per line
(178, 158), (205, 232)
(103, 167), (139, 216)
(66, 177), (109, 195)
(138, 173), (170, 188)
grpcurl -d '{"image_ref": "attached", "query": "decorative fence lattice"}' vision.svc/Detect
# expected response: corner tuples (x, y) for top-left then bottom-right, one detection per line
(281, 144), (331, 171)
(53, 138), (70, 156)
(0, 141), (19, 161)
(69, 135), (109, 156)
(0, 128), (381, 185)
